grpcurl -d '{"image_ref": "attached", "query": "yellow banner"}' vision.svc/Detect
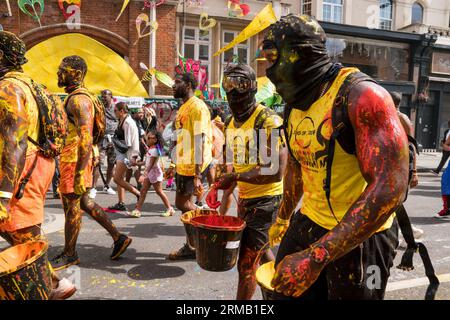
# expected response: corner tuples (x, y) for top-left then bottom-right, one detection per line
(213, 3), (277, 57)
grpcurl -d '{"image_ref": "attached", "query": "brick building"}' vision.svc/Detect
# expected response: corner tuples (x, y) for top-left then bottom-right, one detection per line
(0, 0), (177, 96)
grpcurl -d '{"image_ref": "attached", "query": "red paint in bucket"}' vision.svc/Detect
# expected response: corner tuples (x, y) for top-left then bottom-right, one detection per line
(191, 215), (246, 272)
(180, 209), (218, 247)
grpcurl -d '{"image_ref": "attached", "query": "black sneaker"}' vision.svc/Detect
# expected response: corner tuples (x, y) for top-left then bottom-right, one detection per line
(51, 252), (80, 271)
(167, 243), (196, 260)
(108, 202), (127, 211)
(110, 235), (132, 260)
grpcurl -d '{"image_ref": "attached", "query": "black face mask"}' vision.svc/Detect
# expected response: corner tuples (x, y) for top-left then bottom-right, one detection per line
(226, 88), (257, 122)
(264, 15), (333, 110)
(224, 64), (258, 122)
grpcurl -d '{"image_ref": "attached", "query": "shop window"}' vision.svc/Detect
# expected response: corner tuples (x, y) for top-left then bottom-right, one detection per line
(379, 0), (393, 30)
(412, 2), (423, 24)
(323, 0), (343, 24)
(326, 35), (410, 82)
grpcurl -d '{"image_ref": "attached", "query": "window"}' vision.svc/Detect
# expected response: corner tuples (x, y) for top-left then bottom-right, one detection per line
(182, 27), (211, 78)
(323, 0), (343, 24)
(379, 0), (393, 30)
(412, 2), (423, 24)
(301, 0), (312, 16)
(222, 31), (249, 65)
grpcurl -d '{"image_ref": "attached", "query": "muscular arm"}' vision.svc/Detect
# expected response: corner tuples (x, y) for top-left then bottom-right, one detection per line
(67, 95), (93, 184)
(0, 83), (28, 221)
(316, 82), (409, 260)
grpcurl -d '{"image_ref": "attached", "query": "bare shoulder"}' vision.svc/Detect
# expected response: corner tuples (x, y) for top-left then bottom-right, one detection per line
(347, 81), (397, 129)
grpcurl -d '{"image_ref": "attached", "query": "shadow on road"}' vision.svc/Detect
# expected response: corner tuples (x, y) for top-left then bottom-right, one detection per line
(48, 243), (186, 280)
(409, 216), (450, 225)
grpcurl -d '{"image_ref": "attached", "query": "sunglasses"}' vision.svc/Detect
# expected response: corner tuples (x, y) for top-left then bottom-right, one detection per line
(222, 76), (255, 93)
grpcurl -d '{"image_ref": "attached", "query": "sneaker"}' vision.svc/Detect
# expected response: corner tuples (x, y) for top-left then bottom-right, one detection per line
(435, 209), (450, 219)
(51, 252), (80, 271)
(161, 207), (175, 217)
(165, 184), (173, 190)
(53, 192), (60, 199)
(129, 209), (141, 218)
(104, 186), (116, 195)
(49, 278), (77, 300)
(88, 188), (97, 199)
(167, 243), (196, 260)
(412, 225), (424, 240)
(108, 202), (127, 211)
(110, 235), (132, 260)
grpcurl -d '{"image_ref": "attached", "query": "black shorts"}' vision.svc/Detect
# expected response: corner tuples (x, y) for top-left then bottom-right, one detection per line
(238, 195), (282, 251)
(175, 164), (211, 196)
(274, 212), (398, 300)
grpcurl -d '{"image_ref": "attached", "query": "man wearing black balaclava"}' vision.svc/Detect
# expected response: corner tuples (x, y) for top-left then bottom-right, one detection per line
(263, 15), (409, 299)
(215, 63), (287, 300)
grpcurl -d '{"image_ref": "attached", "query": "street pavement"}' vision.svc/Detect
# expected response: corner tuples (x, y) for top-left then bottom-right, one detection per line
(1, 152), (450, 300)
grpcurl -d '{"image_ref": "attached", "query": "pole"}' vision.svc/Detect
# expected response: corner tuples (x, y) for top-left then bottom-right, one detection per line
(149, 4), (157, 97)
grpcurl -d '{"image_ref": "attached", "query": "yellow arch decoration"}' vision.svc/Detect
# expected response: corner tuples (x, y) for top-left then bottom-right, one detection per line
(23, 33), (149, 97)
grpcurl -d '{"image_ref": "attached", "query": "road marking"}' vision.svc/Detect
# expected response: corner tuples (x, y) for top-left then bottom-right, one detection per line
(387, 273), (450, 292)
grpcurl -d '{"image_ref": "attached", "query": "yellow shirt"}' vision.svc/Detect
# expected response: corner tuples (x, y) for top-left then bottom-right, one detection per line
(286, 67), (394, 231)
(227, 104), (283, 199)
(175, 96), (213, 176)
(3, 72), (39, 156)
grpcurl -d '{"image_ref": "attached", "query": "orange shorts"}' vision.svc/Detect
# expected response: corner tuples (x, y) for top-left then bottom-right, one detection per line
(59, 162), (93, 194)
(0, 152), (55, 233)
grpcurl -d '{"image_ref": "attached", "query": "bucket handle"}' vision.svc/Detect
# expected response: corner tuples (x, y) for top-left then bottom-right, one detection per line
(253, 241), (270, 269)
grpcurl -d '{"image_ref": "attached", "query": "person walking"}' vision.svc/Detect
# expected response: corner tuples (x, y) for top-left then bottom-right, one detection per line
(432, 119), (450, 175)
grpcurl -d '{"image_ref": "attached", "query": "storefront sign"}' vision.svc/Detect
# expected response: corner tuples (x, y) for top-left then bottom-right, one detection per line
(432, 52), (450, 76)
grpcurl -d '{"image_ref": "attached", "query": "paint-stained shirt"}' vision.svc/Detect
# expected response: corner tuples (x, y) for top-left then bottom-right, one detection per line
(286, 67), (394, 231)
(174, 96), (212, 176)
(226, 104), (283, 199)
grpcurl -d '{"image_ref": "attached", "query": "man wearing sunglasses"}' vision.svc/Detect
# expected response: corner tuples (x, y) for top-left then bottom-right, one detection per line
(215, 63), (287, 300)
(264, 15), (409, 299)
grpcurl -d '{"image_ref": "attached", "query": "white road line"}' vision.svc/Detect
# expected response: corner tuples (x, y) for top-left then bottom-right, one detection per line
(387, 273), (450, 291)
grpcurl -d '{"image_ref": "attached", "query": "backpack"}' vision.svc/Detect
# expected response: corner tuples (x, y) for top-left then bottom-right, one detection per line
(64, 87), (106, 146)
(286, 71), (439, 300)
(224, 106), (283, 165)
(2, 74), (68, 200)
(4, 75), (68, 158)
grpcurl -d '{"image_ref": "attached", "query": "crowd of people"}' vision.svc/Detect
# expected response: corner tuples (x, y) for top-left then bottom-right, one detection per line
(0, 13), (445, 301)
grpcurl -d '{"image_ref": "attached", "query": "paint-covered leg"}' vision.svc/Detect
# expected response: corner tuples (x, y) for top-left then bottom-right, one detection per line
(236, 246), (260, 300)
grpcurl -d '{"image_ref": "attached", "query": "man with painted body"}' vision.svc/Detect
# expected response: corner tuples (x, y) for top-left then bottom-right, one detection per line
(51, 56), (131, 271)
(0, 31), (75, 299)
(264, 15), (409, 299)
(215, 63), (287, 300)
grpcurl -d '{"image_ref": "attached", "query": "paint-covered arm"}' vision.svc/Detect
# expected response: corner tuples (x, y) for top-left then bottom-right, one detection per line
(272, 82), (409, 297)
(269, 154), (303, 247)
(68, 95), (94, 195)
(0, 83), (28, 223)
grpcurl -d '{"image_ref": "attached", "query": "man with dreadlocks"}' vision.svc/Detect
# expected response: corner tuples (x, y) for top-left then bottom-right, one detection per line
(0, 31), (76, 299)
(51, 56), (132, 271)
(262, 15), (409, 299)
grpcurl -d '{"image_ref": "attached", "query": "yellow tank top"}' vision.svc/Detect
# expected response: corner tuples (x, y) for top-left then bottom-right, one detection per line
(227, 104), (283, 199)
(4, 72), (39, 156)
(286, 67), (394, 231)
(61, 94), (94, 163)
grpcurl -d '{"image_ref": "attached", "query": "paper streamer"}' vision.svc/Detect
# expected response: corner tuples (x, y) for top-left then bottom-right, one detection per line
(140, 63), (174, 87)
(18, 0), (44, 27)
(115, 0), (130, 22)
(214, 3), (277, 57)
(134, 13), (158, 45)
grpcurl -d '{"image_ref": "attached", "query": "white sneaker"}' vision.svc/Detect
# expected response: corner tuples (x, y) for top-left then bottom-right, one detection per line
(129, 209), (141, 218)
(49, 278), (77, 300)
(104, 186), (116, 195)
(88, 188), (97, 199)
(412, 225), (424, 240)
